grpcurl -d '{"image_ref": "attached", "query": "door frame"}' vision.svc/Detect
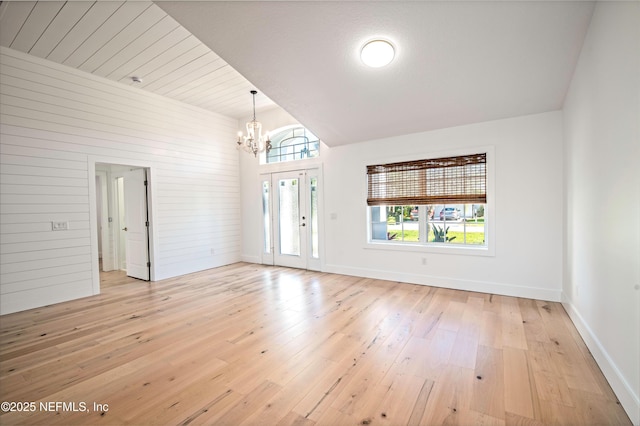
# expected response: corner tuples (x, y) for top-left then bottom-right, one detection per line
(95, 170), (112, 271)
(88, 157), (157, 294)
(260, 167), (323, 271)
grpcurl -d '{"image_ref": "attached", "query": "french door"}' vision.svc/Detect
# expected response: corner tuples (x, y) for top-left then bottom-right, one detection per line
(261, 169), (321, 270)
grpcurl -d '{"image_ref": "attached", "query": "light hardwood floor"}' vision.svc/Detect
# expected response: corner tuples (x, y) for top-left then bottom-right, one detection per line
(0, 263), (630, 425)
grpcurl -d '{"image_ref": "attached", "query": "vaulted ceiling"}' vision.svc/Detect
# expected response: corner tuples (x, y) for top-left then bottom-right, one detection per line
(0, 1), (275, 119)
(1, 1), (595, 147)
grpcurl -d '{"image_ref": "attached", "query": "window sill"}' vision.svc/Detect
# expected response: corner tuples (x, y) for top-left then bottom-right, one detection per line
(365, 241), (494, 257)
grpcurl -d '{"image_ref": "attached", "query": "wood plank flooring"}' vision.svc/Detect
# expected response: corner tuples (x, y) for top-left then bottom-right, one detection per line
(0, 263), (631, 425)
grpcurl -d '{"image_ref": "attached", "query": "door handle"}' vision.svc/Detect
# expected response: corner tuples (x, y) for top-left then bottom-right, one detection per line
(122, 227), (128, 231)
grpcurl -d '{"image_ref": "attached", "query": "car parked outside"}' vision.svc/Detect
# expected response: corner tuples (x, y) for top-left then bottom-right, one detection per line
(439, 207), (461, 221)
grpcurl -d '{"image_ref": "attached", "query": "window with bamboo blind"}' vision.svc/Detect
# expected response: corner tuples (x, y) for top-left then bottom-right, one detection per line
(367, 152), (488, 247)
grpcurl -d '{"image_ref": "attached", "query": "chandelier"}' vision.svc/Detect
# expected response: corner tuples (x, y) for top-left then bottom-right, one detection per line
(237, 90), (272, 157)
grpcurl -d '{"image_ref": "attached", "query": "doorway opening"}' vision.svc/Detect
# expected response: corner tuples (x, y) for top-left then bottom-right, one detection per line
(95, 163), (152, 283)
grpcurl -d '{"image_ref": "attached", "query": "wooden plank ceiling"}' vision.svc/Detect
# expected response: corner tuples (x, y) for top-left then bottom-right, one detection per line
(0, 1), (275, 119)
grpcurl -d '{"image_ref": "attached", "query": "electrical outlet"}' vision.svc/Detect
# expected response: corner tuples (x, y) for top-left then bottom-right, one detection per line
(51, 221), (68, 231)
(421, 257), (427, 266)
(210, 248), (215, 255)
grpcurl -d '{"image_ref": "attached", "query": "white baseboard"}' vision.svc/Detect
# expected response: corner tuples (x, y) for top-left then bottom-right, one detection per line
(240, 254), (261, 264)
(562, 296), (639, 426)
(323, 264), (561, 301)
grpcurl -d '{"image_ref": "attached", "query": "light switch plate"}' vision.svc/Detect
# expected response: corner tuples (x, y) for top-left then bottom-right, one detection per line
(52, 221), (68, 231)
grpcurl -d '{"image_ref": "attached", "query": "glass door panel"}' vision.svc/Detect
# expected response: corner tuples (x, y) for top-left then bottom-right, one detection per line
(310, 176), (319, 259)
(278, 178), (301, 256)
(262, 180), (271, 254)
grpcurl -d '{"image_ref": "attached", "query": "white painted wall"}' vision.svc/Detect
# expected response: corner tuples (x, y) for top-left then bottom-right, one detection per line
(0, 47), (240, 315)
(562, 2), (640, 423)
(241, 111), (564, 301)
(325, 112), (564, 301)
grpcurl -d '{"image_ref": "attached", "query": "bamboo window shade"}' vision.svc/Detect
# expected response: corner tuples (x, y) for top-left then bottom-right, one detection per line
(367, 153), (486, 206)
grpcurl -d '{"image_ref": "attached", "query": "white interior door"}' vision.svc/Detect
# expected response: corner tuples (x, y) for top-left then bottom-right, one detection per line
(262, 168), (321, 270)
(123, 168), (150, 280)
(116, 177), (126, 270)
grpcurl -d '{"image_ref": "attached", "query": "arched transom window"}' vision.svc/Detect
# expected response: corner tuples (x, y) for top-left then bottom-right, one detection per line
(266, 126), (320, 164)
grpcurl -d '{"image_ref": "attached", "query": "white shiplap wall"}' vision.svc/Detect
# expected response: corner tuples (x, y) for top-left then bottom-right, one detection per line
(0, 46), (241, 315)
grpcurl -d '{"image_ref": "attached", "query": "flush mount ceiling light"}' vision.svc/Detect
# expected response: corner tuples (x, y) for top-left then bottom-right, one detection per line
(360, 39), (395, 68)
